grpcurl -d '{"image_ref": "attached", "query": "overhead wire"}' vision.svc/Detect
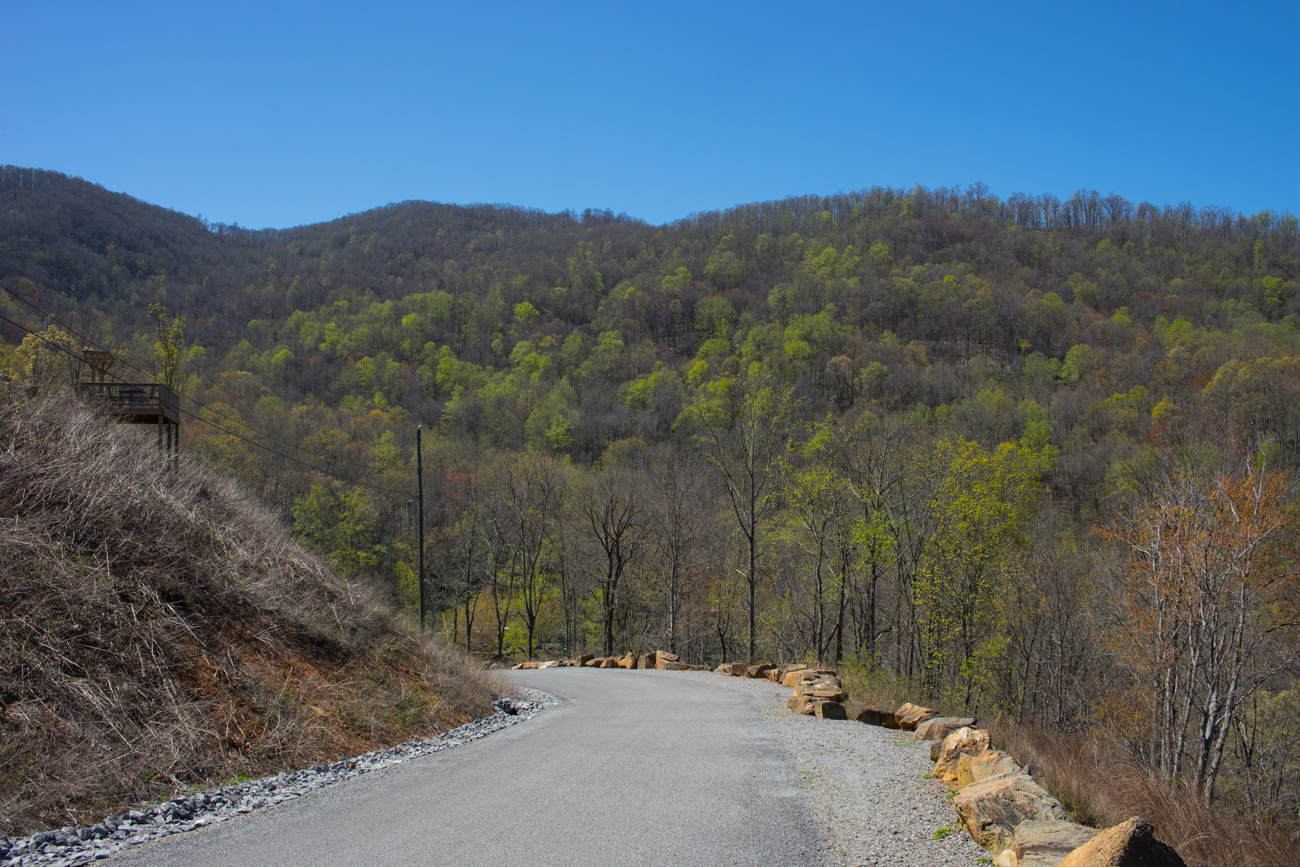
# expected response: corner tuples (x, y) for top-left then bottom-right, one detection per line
(0, 303), (410, 498)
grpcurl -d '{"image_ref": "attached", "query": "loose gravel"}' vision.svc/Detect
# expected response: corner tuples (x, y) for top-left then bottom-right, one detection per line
(0, 690), (557, 867)
(705, 674), (990, 867)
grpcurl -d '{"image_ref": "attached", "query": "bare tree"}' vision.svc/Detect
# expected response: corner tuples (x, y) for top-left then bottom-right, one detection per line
(504, 454), (565, 660)
(576, 467), (646, 656)
(686, 372), (797, 662)
(648, 446), (713, 655)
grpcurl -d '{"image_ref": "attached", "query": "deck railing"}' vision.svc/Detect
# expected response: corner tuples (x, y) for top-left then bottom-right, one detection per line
(75, 381), (180, 424)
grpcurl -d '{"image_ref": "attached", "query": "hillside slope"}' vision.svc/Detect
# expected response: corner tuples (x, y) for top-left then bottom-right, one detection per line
(0, 384), (499, 836)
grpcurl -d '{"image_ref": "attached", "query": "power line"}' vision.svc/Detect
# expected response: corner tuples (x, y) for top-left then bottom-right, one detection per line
(0, 306), (409, 498)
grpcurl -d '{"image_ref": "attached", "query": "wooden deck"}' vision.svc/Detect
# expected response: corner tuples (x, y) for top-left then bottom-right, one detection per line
(76, 381), (180, 426)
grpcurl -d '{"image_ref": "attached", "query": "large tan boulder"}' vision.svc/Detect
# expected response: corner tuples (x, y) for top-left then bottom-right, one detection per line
(777, 663), (807, 678)
(583, 657), (603, 667)
(933, 727), (991, 781)
(955, 774), (1068, 853)
(993, 850), (1016, 867)
(888, 702), (936, 730)
(601, 657), (621, 668)
(537, 660), (558, 669)
(720, 662), (749, 676)
(764, 668), (782, 683)
(795, 686), (848, 703)
(1054, 817), (1184, 867)
(572, 653), (594, 666)
(957, 749), (1022, 789)
(1014, 820), (1100, 867)
(510, 661), (538, 670)
(652, 651), (680, 670)
(745, 662), (777, 678)
(641, 653), (659, 670)
(788, 695), (820, 714)
(815, 701), (848, 720)
(617, 653), (637, 669)
(917, 716), (978, 740)
(782, 669), (819, 688)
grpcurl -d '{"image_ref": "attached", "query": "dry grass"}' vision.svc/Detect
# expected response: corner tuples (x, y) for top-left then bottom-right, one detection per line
(0, 385), (501, 836)
(837, 662), (940, 721)
(990, 718), (1300, 867)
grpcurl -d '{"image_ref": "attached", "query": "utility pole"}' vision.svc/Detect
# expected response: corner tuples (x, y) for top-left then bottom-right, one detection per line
(416, 424), (426, 632)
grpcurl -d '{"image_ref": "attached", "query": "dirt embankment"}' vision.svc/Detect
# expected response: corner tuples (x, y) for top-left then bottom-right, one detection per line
(0, 387), (500, 836)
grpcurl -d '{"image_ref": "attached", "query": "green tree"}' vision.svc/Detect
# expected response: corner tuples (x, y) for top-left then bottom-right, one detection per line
(291, 484), (384, 577)
(915, 438), (1038, 707)
(148, 302), (187, 394)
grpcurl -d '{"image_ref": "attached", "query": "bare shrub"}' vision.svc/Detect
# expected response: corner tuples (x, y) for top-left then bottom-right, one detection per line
(990, 717), (1300, 867)
(0, 385), (500, 835)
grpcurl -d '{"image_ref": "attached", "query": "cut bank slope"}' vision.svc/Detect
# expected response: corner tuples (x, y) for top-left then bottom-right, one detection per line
(0, 386), (498, 837)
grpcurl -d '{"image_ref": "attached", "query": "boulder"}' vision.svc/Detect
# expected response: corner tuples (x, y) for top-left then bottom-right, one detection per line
(778, 663), (807, 678)
(572, 653), (594, 667)
(1054, 817), (1184, 867)
(510, 661), (538, 670)
(815, 701), (848, 720)
(857, 706), (893, 726)
(641, 654), (659, 670)
(764, 668), (782, 682)
(954, 774), (1068, 853)
(957, 749), (1022, 789)
(652, 651), (680, 670)
(617, 653), (636, 669)
(1014, 820), (1099, 867)
(787, 695), (819, 714)
(993, 850), (1017, 867)
(714, 662), (731, 672)
(661, 661), (685, 670)
(600, 657), (620, 668)
(537, 660), (558, 669)
(798, 687), (848, 703)
(916, 716), (978, 741)
(745, 663), (777, 678)
(933, 727), (991, 781)
(782, 669), (820, 688)
(852, 707), (894, 727)
(888, 702), (936, 730)
(583, 657), (603, 667)
(720, 662), (749, 676)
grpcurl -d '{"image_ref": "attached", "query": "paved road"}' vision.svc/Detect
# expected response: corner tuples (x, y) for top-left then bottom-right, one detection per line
(109, 669), (827, 866)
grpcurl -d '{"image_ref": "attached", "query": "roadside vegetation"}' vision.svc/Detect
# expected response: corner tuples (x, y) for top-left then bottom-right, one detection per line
(0, 386), (497, 837)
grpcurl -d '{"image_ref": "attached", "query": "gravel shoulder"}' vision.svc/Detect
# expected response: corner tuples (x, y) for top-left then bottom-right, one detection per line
(736, 677), (990, 867)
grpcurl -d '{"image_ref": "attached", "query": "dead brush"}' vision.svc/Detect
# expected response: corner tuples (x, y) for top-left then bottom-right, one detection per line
(989, 717), (1300, 867)
(0, 385), (501, 836)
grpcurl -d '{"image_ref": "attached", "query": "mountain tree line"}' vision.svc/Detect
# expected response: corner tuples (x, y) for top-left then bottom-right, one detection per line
(2, 167), (1298, 832)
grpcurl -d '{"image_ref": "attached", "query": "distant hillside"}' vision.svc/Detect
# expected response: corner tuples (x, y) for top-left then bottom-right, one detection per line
(2, 167), (1299, 846)
(0, 384), (498, 836)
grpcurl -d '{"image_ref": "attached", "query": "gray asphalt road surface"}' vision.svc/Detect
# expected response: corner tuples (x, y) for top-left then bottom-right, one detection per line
(108, 669), (827, 866)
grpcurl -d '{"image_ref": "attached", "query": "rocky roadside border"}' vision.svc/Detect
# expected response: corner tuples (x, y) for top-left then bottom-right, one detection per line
(0, 689), (558, 867)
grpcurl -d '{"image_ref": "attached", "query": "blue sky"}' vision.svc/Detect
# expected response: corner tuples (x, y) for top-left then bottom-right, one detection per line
(3, 1), (1296, 228)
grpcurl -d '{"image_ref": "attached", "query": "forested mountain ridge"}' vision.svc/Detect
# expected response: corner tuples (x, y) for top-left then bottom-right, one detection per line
(3, 166), (1300, 850)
